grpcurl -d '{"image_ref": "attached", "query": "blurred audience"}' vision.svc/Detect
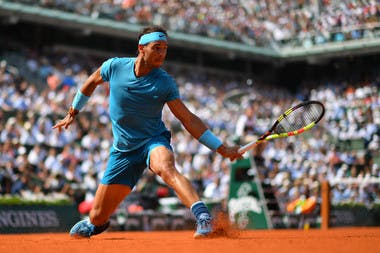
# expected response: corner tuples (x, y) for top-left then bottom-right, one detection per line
(6, 0), (380, 48)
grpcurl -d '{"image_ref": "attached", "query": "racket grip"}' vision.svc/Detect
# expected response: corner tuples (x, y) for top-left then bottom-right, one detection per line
(238, 141), (256, 154)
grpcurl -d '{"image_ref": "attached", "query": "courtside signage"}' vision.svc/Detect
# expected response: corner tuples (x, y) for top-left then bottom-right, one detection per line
(0, 205), (80, 233)
(0, 210), (59, 228)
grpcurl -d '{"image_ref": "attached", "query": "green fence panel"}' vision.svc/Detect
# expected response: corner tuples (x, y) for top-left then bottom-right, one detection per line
(228, 158), (270, 229)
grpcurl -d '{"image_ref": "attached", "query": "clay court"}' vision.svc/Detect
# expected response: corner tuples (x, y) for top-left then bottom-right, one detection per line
(1, 227), (379, 253)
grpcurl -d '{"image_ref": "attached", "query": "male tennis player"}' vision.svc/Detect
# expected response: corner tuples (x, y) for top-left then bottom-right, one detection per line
(53, 25), (243, 238)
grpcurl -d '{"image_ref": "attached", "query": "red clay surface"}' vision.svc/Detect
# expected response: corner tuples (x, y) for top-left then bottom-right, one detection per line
(1, 227), (379, 253)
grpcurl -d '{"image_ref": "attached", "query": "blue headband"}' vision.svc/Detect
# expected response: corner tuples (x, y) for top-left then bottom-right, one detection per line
(138, 32), (167, 45)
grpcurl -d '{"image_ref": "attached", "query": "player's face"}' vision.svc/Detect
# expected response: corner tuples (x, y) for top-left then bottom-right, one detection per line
(143, 41), (168, 68)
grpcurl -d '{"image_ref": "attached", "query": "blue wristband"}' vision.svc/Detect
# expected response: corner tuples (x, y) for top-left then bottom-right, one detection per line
(72, 90), (90, 111)
(198, 129), (223, 151)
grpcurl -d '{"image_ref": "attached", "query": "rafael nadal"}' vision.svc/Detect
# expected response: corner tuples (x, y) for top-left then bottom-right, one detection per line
(53, 25), (242, 238)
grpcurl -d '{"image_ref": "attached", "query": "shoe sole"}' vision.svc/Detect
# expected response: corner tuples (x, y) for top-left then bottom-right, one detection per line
(193, 232), (210, 239)
(70, 233), (91, 239)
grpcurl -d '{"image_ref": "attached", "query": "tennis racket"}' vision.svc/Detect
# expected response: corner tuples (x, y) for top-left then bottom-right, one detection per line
(238, 100), (325, 154)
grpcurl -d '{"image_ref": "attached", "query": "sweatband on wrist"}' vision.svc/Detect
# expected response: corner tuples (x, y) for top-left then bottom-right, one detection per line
(198, 129), (223, 151)
(72, 90), (90, 111)
(139, 32), (167, 45)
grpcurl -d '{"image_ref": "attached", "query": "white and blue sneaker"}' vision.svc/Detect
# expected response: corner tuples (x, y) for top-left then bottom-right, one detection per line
(193, 213), (212, 238)
(70, 219), (109, 238)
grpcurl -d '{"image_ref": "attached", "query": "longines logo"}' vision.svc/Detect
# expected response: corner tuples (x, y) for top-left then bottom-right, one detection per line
(0, 210), (60, 228)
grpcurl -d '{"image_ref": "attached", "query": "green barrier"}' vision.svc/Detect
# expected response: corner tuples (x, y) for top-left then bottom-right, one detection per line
(228, 158), (270, 229)
(0, 204), (80, 233)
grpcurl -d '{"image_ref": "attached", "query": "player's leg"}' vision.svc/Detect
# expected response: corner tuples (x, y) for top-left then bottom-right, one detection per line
(70, 146), (137, 238)
(70, 184), (131, 238)
(149, 146), (198, 206)
(90, 183), (132, 225)
(149, 146), (212, 238)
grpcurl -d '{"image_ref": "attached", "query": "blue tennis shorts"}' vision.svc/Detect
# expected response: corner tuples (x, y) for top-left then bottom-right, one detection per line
(101, 131), (172, 188)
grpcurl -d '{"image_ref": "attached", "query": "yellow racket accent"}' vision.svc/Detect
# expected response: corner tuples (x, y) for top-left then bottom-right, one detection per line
(265, 122), (316, 140)
(284, 108), (293, 116)
(277, 107), (296, 123)
(303, 122), (316, 131)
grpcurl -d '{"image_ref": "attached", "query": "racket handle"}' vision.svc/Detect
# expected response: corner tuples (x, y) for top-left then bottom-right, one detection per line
(238, 141), (257, 154)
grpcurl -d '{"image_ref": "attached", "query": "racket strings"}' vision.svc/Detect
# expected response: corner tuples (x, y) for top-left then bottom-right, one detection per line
(274, 103), (323, 134)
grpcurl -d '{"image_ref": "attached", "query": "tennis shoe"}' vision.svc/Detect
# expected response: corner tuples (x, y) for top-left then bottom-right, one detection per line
(70, 219), (109, 238)
(193, 213), (212, 239)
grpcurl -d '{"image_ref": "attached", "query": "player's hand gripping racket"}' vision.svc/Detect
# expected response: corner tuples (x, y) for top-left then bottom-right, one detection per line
(238, 100), (325, 154)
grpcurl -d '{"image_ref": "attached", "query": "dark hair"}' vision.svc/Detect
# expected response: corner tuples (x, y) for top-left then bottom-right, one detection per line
(137, 25), (168, 41)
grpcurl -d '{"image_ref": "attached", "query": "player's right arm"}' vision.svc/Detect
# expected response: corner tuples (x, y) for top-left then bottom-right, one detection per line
(167, 98), (243, 161)
(52, 67), (104, 132)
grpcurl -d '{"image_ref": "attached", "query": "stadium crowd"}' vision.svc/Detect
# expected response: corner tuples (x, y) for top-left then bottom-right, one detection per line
(6, 0), (380, 47)
(1, 46), (379, 220)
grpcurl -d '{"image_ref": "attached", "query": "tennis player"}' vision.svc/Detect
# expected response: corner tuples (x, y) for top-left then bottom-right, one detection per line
(53, 25), (242, 238)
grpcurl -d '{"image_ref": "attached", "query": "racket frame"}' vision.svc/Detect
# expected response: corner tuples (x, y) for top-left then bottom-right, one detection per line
(238, 101), (324, 154)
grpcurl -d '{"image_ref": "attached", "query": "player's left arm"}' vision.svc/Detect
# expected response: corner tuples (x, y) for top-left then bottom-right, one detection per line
(79, 67), (104, 96)
(52, 67), (104, 132)
(167, 98), (242, 160)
